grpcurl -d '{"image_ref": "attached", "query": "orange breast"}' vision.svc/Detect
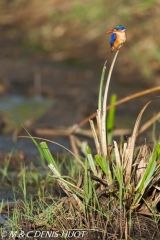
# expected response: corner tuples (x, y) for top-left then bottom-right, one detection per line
(113, 31), (126, 49)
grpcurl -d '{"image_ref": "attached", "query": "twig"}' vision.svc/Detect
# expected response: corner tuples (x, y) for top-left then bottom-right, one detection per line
(74, 86), (160, 131)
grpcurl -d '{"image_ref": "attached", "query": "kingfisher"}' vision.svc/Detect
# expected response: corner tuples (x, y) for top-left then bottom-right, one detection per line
(105, 25), (126, 52)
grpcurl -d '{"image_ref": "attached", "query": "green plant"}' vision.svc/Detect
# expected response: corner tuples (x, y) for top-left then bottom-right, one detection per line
(0, 153), (12, 182)
(107, 94), (117, 144)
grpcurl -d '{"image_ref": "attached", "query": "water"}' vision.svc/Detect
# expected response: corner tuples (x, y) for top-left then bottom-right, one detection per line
(0, 95), (53, 132)
(0, 95), (66, 155)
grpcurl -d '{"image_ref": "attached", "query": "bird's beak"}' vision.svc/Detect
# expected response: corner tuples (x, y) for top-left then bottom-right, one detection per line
(105, 30), (113, 34)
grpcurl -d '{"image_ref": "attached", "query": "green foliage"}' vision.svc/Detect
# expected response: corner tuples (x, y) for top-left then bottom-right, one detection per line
(0, 153), (11, 181)
(84, 160), (92, 205)
(95, 154), (113, 184)
(107, 94), (117, 144)
(40, 142), (58, 170)
(132, 143), (160, 206)
(86, 146), (97, 175)
(107, 94), (117, 131)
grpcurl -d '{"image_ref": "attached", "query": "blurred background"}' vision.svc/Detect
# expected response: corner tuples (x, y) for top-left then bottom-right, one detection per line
(0, 0), (160, 155)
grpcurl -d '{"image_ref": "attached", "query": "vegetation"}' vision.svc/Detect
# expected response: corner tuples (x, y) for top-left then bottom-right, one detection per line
(1, 50), (159, 239)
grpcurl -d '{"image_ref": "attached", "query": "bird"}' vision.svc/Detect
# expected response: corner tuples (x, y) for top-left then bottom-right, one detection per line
(105, 25), (126, 52)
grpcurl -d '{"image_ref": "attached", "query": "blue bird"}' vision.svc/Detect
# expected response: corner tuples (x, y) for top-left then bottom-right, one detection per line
(105, 25), (126, 52)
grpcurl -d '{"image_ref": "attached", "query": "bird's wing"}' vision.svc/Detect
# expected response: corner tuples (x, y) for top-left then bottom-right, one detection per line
(110, 33), (116, 46)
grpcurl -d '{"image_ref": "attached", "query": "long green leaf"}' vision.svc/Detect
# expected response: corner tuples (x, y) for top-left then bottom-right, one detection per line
(23, 126), (44, 157)
(107, 94), (117, 144)
(132, 143), (160, 206)
(95, 154), (113, 184)
(40, 142), (58, 170)
(107, 94), (117, 131)
(87, 146), (97, 175)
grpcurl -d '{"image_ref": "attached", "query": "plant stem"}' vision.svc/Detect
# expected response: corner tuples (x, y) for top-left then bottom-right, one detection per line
(101, 50), (119, 157)
(98, 61), (107, 112)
